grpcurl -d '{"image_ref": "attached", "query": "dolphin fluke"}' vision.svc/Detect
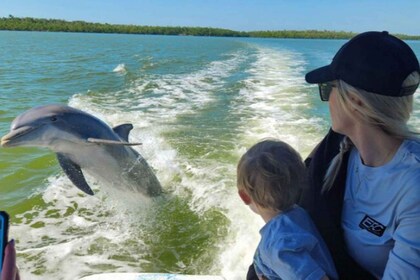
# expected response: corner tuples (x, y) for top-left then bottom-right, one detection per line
(57, 153), (95, 195)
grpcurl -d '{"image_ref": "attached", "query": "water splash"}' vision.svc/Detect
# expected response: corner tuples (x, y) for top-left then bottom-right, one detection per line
(113, 64), (127, 74)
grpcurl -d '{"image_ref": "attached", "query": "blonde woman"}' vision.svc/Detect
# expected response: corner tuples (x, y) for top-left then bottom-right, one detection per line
(301, 31), (420, 279)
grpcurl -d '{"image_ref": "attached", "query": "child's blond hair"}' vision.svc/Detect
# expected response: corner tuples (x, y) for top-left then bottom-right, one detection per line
(237, 139), (307, 211)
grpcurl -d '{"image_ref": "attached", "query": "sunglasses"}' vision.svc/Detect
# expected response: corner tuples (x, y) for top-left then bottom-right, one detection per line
(318, 83), (337, 101)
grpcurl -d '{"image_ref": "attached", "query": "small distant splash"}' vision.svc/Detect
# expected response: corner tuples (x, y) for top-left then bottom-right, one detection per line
(113, 63), (127, 74)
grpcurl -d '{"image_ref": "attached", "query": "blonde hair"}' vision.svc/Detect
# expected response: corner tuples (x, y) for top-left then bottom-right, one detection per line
(323, 71), (420, 192)
(237, 139), (307, 211)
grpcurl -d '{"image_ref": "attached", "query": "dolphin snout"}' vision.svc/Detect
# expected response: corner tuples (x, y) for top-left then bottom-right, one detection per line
(0, 137), (9, 147)
(1, 126), (37, 147)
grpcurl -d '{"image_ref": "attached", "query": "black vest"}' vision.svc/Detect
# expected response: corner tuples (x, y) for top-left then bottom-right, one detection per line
(299, 129), (375, 279)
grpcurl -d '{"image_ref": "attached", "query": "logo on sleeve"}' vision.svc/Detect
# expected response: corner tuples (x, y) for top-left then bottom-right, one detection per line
(359, 215), (386, 237)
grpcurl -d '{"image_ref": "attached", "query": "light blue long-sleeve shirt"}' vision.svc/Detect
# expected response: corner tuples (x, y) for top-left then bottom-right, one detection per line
(343, 139), (420, 279)
(254, 205), (338, 280)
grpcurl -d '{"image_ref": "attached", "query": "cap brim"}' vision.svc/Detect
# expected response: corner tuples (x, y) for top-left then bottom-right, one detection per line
(305, 65), (335, 84)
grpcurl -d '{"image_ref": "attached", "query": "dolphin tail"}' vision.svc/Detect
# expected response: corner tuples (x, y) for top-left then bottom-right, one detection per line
(56, 153), (94, 195)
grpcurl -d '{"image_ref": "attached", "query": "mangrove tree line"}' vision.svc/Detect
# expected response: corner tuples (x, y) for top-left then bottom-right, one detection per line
(1, 16), (419, 40)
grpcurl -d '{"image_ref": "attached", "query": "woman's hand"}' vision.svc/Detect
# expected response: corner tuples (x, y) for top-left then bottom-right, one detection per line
(2, 240), (20, 280)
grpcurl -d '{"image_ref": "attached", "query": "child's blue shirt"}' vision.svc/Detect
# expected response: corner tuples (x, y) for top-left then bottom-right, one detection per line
(254, 205), (338, 280)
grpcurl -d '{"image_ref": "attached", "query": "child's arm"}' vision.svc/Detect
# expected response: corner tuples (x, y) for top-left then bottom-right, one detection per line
(321, 276), (330, 280)
(268, 250), (332, 280)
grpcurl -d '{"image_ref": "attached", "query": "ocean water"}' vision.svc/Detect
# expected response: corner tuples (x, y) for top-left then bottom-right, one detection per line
(0, 31), (419, 280)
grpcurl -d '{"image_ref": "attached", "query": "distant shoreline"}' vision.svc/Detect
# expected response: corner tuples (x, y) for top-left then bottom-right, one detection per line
(1, 16), (420, 40)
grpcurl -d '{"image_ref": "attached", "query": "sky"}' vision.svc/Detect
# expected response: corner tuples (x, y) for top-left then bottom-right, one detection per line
(1, 0), (420, 35)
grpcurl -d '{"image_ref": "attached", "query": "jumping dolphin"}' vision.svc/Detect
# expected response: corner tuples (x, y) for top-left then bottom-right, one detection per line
(1, 104), (162, 196)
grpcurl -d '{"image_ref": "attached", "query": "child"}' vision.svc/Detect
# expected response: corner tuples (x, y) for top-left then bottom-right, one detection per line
(237, 139), (338, 280)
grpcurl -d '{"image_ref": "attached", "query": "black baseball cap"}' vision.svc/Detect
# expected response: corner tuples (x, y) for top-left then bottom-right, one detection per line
(305, 31), (420, 96)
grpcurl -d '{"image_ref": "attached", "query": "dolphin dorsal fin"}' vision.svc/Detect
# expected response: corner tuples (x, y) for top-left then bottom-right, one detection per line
(113, 124), (133, 142)
(56, 153), (94, 195)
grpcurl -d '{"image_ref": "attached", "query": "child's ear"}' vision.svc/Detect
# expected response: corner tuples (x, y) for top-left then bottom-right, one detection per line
(238, 189), (252, 205)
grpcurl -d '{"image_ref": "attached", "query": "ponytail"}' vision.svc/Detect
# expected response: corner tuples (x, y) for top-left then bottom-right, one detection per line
(322, 137), (353, 192)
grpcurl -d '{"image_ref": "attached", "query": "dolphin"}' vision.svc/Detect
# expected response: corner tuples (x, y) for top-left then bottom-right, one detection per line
(1, 104), (162, 197)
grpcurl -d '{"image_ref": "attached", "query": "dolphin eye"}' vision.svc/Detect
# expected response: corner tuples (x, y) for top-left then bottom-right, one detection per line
(50, 116), (58, 122)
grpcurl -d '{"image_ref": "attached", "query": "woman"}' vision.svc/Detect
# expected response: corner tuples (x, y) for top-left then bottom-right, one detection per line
(301, 31), (420, 279)
(247, 31), (420, 280)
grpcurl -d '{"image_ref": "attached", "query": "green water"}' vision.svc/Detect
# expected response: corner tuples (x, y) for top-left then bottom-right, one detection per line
(1, 31), (420, 280)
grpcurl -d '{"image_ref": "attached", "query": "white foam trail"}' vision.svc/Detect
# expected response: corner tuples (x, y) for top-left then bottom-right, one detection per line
(73, 50), (247, 120)
(214, 45), (329, 279)
(234, 46), (328, 155)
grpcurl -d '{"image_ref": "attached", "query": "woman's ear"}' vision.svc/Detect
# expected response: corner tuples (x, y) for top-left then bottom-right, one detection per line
(238, 189), (252, 205)
(349, 92), (363, 108)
